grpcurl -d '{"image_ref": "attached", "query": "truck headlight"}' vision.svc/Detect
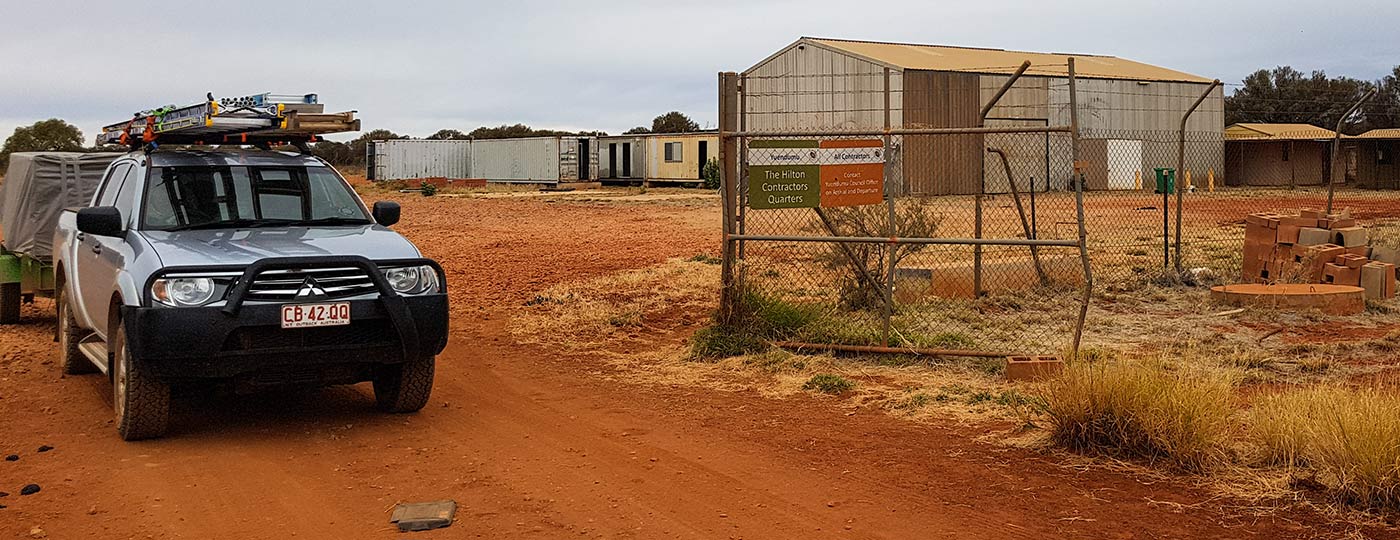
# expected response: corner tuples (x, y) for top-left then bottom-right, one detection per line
(382, 265), (439, 295)
(152, 277), (216, 307)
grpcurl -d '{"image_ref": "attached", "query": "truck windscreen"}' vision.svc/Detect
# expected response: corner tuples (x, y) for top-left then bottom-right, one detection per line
(142, 166), (371, 231)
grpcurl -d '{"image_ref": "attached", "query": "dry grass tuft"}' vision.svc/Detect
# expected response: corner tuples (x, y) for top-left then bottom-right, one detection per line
(1248, 386), (1400, 511)
(1038, 360), (1235, 472)
(510, 258), (719, 349)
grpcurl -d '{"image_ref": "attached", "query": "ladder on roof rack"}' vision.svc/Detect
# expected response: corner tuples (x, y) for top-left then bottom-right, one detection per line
(96, 92), (359, 148)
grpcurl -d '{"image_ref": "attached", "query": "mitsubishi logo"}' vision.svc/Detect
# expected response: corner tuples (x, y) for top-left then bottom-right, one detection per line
(295, 277), (328, 298)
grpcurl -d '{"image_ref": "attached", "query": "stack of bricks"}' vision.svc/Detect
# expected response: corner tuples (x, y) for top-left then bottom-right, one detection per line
(1243, 208), (1397, 300)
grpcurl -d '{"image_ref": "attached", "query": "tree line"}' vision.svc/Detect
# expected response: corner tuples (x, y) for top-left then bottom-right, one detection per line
(6, 65), (1400, 170)
(1225, 65), (1400, 131)
(0, 111), (705, 169)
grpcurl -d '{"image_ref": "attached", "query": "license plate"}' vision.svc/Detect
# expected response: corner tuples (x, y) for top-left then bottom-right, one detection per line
(280, 302), (351, 329)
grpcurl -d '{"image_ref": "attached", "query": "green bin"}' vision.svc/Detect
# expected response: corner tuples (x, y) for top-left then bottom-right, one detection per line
(1152, 168), (1176, 194)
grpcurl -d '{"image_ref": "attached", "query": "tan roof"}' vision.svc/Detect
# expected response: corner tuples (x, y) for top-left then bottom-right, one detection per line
(1225, 123), (1337, 141)
(1348, 129), (1400, 140)
(801, 37), (1213, 83)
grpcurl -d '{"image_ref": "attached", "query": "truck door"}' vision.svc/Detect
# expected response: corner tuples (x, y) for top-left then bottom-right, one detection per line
(77, 162), (137, 337)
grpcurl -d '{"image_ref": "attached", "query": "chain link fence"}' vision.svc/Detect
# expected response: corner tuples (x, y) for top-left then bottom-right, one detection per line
(715, 66), (1400, 357)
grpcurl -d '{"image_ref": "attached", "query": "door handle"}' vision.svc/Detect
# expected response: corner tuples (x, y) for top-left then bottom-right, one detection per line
(91, 244), (102, 255)
(75, 232), (86, 242)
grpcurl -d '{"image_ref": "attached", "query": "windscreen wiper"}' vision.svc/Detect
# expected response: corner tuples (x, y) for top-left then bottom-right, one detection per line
(165, 219), (293, 231)
(285, 217), (374, 226)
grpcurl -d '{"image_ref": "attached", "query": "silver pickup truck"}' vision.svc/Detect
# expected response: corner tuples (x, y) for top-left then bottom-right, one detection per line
(54, 149), (448, 440)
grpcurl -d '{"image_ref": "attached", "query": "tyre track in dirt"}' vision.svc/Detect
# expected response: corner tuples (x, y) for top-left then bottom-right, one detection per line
(0, 193), (1378, 539)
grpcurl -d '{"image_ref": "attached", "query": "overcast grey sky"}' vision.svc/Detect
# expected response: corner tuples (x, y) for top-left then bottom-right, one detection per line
(2, 0), (1396, 143)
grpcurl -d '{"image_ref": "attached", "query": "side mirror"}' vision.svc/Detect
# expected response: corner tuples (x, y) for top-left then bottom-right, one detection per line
(372, 201), (400, 227)
(76, 207), (125, 237)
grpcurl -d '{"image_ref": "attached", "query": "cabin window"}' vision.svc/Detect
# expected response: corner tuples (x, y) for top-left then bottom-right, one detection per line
(664, 142), (683, 162)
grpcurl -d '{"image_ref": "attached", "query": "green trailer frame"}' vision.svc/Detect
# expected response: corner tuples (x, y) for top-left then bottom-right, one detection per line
(0, 248), (55, 324)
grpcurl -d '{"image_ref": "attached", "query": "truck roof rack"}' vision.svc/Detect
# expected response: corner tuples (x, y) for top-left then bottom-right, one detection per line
(96, 92), (360, 149)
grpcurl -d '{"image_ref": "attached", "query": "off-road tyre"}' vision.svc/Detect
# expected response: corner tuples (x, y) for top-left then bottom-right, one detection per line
(57, 290), (96, 374)
(112, 323), (170, 440)
(373, 355), (435, 413)
(0, 282), (20, 324)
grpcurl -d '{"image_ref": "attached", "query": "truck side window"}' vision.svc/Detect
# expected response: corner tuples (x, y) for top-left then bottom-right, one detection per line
(96, 163), (132, 207)
(112, 166), (141, 225)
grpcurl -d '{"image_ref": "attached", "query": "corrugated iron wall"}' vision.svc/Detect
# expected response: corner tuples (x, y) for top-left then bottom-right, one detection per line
(743, 42), (902, 131)
(902, 70), (982, 195)
(470, 137), (562, 182)
(371, 139), (472, 181)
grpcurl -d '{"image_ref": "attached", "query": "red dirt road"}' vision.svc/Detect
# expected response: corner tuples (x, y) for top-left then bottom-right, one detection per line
(0, 193), (1382, 539)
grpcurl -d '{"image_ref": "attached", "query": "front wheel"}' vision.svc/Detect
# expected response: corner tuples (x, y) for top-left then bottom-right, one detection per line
(372, 356), (435, 413)
(112, 323), (170, 440)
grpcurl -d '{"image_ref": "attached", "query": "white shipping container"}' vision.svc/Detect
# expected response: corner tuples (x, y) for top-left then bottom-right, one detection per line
(370, 139), (471, 181)
(470, 138), (561, 182)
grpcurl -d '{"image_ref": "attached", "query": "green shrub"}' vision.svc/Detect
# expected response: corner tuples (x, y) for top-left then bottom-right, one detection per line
(701, 158), (721, 190)
(803, 373), (854, 395)
(419, 181), (438, 196)
(688, 326), (766, 360)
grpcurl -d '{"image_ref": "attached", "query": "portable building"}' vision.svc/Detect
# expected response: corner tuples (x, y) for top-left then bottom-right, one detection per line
(597, 135), (647, 181)
(367, 139), (471, 181)
(1223, 123), (1336, 187)
(469, 136), (598, 183)
(645, 132), (718, 184)
(743, 37), (1223, 195)
(1344, 129), (1400, 189)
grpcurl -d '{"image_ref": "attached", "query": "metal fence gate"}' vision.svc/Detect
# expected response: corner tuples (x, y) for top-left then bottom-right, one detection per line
(715, 62), (1096, 357)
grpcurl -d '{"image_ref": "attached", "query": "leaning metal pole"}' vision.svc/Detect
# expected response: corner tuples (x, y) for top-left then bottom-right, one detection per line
(1328, 89), (1375, 214)
(973, 61), (1033, 298)
(988, 147), (1048, 285)
(1068, 57), (1093, 361)
(1174, 79), (1221, 273)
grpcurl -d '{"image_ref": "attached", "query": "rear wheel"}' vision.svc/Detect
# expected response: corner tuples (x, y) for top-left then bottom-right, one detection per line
(0, 282), (20, 324)
(112, 323), (170, 440)
(373, 356), (435, 413)
(57, 290), (95, 375)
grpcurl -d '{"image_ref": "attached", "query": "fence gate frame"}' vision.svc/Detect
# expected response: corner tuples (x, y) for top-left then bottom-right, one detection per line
(715, 58), (1096, 358)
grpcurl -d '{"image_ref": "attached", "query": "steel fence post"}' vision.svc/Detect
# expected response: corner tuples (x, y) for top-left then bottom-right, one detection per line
(1068, 57), (1093, 361)
(718, 72), (741, 326)
(882, 67), (896, 346)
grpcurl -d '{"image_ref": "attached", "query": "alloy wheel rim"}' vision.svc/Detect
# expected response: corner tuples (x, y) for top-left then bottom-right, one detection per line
(114, 331), (126, 419)
(58, 301), (69, 352)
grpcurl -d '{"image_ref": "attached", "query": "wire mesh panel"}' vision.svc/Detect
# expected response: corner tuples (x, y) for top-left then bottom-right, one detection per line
(732, 130), (1088, 355)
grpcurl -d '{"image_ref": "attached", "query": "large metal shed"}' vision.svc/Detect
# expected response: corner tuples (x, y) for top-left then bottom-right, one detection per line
(742, 37), (1224, 195)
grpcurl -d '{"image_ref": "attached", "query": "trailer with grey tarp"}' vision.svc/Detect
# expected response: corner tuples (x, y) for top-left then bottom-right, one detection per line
(0, 152), (124, 322)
